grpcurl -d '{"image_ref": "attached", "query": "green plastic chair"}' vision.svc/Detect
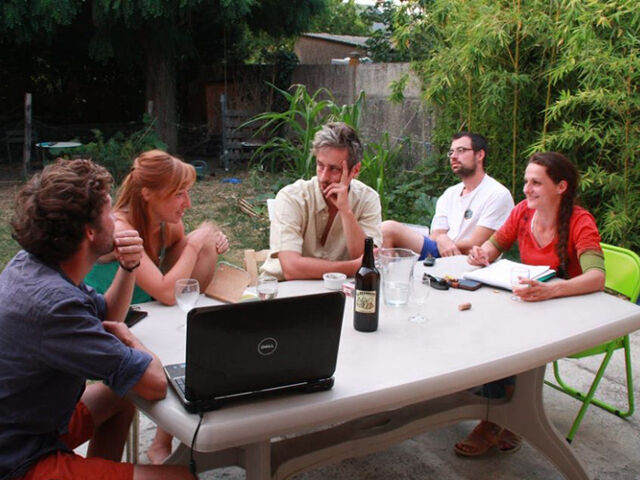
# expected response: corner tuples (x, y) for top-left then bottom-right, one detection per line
(545, 243), (639, 443)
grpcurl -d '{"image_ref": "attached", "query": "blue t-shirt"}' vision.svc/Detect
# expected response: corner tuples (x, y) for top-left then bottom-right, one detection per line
(0, 251), (152, 479)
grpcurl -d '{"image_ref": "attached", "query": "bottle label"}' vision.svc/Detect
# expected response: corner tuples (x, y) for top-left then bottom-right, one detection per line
(355, 290), (377, 314)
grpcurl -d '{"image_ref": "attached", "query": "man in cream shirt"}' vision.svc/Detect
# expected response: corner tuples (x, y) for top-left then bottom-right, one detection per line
(261, 122), (382, 280)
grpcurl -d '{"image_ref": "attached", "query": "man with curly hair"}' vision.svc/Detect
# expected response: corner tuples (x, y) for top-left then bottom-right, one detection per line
(0, 159), (192, 479)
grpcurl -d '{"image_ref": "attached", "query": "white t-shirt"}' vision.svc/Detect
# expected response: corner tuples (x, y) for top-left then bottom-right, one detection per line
(430, 174), (514, 242)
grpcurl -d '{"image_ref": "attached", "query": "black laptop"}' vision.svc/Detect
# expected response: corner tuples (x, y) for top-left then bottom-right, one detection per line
(165, 291), (345, 413)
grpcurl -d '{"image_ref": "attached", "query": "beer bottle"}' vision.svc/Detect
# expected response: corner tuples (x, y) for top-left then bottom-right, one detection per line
(354, 237), (379, 332)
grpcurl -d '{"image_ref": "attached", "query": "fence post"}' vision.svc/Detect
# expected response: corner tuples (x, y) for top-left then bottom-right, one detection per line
(23, 93), (32, 180)
(348, 52), (360, 104)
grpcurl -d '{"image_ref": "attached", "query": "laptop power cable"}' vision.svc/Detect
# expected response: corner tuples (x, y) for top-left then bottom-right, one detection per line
(189, 410), (205, 478)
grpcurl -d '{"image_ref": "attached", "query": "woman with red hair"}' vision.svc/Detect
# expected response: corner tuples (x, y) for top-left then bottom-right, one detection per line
(86, 149), (228, 462)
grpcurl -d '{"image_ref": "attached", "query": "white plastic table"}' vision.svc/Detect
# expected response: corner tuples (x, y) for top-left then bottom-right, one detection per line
(36, 141), (83, 149)
(131, 255), (640, 480)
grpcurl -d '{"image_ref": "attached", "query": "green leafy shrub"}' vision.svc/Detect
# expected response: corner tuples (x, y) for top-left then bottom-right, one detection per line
(81, 118), (166, 184)
(580, 165), (640, 250)
(389, 0), (640, 251)
(384, 160), (450, 225)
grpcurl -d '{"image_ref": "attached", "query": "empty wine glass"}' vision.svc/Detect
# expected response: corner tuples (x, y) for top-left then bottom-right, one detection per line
(408, 271), (430, 324)
(175, 278), (199, 330)
(256, 274), (278, 300)
(510, 267), (530, 301)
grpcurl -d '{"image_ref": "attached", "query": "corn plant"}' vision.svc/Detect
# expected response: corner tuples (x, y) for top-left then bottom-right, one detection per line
(243, 83), (365, 180)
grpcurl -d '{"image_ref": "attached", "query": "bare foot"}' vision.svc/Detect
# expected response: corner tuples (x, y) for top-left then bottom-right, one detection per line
(147, 428), (173, 465)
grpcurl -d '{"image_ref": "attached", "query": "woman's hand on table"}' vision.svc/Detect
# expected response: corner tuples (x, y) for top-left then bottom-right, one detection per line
(513, 278), (557, 302)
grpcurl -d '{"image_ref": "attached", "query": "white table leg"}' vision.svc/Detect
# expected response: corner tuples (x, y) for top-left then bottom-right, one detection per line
(272, 367), (590, 480)
(125, 410), (139, 464)
(241, 441), (272, 480)
(487, 366), (590, 480)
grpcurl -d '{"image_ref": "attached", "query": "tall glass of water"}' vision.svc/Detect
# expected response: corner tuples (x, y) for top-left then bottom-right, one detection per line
(175, 278), (199, 330)
(408, 271), (431, 324)
(257, 275), (278, 300)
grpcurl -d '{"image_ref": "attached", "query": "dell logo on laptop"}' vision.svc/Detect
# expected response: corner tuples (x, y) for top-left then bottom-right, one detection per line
(257, 337), (278, 356)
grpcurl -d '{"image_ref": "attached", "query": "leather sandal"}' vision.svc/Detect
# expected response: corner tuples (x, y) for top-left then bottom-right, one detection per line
(454, 421), (502, 457)
(497, 428), (522, 454)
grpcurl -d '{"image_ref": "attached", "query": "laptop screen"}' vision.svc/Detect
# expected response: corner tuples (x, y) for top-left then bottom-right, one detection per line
(184, 291), (345, 401)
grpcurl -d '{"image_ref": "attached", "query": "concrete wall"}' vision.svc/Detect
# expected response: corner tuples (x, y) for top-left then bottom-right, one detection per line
(292, 63), (432, 166)
(204, 63), (432, 166)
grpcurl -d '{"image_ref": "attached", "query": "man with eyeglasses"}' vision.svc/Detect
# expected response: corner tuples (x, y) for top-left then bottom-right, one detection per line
(382, 131), (513, 258)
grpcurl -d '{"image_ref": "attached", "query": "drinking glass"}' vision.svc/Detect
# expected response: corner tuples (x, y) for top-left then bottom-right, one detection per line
(408, 272), (430, 324)
(257, 274), (278, 300)
(379, 248), (418, 306)
(510, 267), (530, 301)
(175, 278), (199, 330)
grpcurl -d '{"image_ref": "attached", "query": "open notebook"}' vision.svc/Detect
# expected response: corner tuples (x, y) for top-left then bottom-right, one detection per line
(462, 259), (555, 291)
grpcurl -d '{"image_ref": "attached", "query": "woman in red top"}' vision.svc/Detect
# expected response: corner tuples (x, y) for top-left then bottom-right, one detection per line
(455, 152), (605, 456)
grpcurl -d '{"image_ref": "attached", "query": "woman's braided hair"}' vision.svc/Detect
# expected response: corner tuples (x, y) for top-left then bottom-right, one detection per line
(528, 152), (578, 279)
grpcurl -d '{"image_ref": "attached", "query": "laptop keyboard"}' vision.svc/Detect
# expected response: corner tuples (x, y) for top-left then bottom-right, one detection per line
(174, 376), (186, 395)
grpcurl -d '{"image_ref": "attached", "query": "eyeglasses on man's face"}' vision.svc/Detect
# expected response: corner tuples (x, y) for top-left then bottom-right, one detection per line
(447, 147), (475, 157)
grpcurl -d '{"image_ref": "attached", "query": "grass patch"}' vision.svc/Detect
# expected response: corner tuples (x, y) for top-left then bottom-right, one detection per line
(184, 171), (274, 267)
(0, 179), (21, 270)
(0, 170), (277, 272)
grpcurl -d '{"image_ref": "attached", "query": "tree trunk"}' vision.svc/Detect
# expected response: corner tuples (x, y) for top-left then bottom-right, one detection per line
(145, 46), (178, 152)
